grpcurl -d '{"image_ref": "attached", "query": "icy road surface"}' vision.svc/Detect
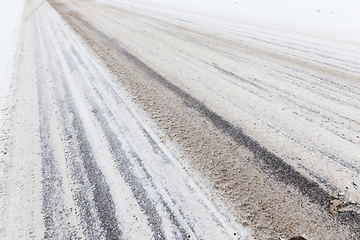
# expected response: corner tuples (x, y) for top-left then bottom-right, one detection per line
(1, 0), (360, 239)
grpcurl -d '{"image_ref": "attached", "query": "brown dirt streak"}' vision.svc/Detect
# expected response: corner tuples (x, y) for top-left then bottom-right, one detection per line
(47, 0), (358, 239)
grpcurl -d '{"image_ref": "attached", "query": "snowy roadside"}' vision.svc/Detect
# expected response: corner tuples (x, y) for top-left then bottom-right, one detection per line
(0, 0), (25, 154)
(0, 0), (25, 235)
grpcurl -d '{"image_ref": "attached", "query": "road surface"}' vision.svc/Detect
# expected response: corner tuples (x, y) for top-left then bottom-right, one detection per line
(1, 0), (360, 239)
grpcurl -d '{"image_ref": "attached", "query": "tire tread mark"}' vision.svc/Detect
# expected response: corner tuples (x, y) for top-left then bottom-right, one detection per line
(48, 0), (360, 235)
(35, 2), (123, 238)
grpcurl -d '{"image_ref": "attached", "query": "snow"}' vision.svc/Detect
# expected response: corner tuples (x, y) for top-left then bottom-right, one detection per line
(0, 0), (358, 141)
(1, 1), (251, 236)
(0, 0), (25, 236)
(0, 0), (358, 238)
(98, 0), (360, 216)
(0, 0), (358, 137)
(103, 0), (360, 44)
(0, 0), (24, 124)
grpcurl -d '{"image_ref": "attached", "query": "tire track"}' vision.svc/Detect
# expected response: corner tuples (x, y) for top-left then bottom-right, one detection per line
(32, 2), (76, 238)
(55, 20), (216, 239)
(32, 2), (122, 238)
(5, 0), (253, 239)
(34, 2), (245, 239)
(47, 1), (360, 238)
(61, 28), (242, 238)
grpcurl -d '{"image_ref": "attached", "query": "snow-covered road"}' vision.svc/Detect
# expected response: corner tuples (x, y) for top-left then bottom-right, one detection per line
(1, 0), (360, 239)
